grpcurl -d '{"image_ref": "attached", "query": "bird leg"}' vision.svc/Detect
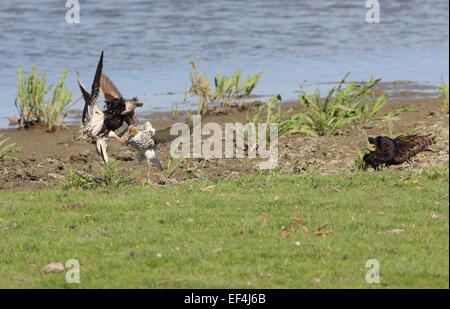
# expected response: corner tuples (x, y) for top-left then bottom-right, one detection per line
(135, 174), (142, 184)
(121, 127), (132, 141)
(134, 168), (148, 185)
(401, 161), (413, 180)
(147, 160), (152, 184)
(108, 131), (127, 145)
(116, 133), (129, 145)
(407, 161), (414, 178)
(115, 136), (127, 145)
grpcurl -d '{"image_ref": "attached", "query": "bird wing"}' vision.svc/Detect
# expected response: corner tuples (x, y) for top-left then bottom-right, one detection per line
(153, 121), (196, 145)
(394, 134), (436, 162)
(77, 73), (91, 113)
(101, 74), (123, 101)
(127, 129), (155, 151)
(153, 125), (177, 145)
(77, 51), (105, 137)
(91, 51), (103, 102)
(77, 73), (103, 124)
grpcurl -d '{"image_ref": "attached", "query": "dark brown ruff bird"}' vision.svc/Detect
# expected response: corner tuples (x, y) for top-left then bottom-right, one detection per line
(101, 74), (143, 128)
(363, 134), (436, 170)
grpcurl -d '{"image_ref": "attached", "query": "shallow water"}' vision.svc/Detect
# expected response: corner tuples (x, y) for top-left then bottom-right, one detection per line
(0, 0), (448, 127)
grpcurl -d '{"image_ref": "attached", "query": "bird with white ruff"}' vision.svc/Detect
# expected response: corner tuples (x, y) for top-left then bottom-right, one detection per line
(124, 121), (164, 182)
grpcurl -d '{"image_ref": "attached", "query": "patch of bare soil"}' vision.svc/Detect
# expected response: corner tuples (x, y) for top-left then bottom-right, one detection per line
(1, 82), (448, 191)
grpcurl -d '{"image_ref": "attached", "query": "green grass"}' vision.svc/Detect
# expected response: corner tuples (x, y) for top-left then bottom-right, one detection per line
(0, 169), (448, 288)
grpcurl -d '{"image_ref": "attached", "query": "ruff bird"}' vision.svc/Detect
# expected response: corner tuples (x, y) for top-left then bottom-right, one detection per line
(121, 118), (202, 181)
(124, 121), (164, 180)
(363, 134), (436, 170)
(100, 74), (143, 128)
(77, 51), (139, 164)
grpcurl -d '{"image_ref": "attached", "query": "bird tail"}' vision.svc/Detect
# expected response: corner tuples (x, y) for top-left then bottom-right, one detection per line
(422, 147), (434, 152)
(152, 150), (164, 171)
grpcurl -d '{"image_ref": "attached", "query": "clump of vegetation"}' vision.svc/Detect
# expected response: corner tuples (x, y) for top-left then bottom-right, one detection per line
(63, 167), (99, 190)
(214, 69), (262, 107)
(164, 153), (189, 179)
(351, 149), (370, 171)
(249, 95), (282, 127)
(187, 61), (213, 114)
(354, 76), (415, 126)
(186, 60), (262, 114)
(280, 73), (414, 136)
(0, 134), (23, 164)
(436, 78), (449, 113)
(42, 70), (74, 132)
(246, 94), (300, 141)
(14, 65), (74, 132)
(63, 161), (140, 190)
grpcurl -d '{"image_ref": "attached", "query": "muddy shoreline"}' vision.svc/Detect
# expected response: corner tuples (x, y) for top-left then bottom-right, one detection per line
(1, 81), (448, 192)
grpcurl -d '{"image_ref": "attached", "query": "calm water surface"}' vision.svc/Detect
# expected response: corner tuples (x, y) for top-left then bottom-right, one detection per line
(0, 0), (448, 126)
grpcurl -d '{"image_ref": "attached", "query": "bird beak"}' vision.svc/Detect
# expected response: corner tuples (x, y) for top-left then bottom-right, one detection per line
(367, 143), (376, 152)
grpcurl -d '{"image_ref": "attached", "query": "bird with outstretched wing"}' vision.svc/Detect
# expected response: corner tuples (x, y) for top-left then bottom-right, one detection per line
(77, 51), (138, 164)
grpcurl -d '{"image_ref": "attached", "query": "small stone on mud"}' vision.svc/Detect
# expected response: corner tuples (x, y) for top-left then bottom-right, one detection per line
(431, 214), (444, 220)
(387, 229), (406, 234)
(48, 173), (65, 180)
(79, 150), (90, 157)
(70, 154), (87, 163)
(114, 150), (135, 161)
(40, 262), (65, 275)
